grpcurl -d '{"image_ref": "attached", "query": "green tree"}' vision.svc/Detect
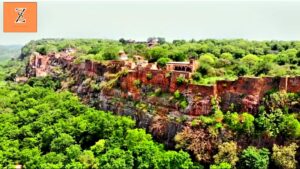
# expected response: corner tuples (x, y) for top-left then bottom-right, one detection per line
(239, 113), (255, 134)
(159, 150), (196, 169)
(239, 146), (270, 169)
(169, 50), (187, 61)
(279, 114), (300, 139)
(240, 54), (260, 69)
(146, 47), (168, 62)
(98, 148), (134, 169)
(157, 57), (171, 67)
(91, 139), (106, 155)
(255, 109), (283, 137)
(210, 162), (232, 169)
(66, 145), (82, 161)
(192, 72), (202, 81)
(50, 133), (75, 152)
(79, 150), (98, 169)
(103, 46), (120, 60)
(224, 112), (254, 134)
(220, 53), (233, 61)
(199, 53), (216, 65)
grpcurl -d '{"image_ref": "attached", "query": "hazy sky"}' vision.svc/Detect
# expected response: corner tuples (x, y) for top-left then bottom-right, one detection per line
(1, 0), (300, 45)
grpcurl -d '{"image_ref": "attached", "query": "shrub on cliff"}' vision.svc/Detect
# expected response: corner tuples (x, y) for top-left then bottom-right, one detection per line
(175, 126), (216, 163)
(239, 146), (270, 169)
(174, 90), (181, 99)
(192, 72), (202, 81)
(272, 143), (298, 169)
(239, 113), (255, 134)
(180, 100), (188, 109)
(213, 141), (239, 167)
(224, 112), (255, 134)
(279, 114), (300, 139)
(176, 76), (186, 85)
(36, 44), (58, 55)
(146, 73), (153, 80)
(255, 109), (283, 137)
(263, 91), (300, 113)
(133, 79), (141, 87)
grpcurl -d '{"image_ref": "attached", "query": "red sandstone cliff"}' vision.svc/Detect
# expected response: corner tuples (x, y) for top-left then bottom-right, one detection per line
(24, 52), (300, 116)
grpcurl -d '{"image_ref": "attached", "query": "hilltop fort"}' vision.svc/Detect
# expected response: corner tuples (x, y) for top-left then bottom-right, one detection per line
(18, 49), (300, 145)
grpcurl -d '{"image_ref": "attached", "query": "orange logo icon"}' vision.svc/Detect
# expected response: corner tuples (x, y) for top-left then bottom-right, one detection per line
(3, 2), (37, 32)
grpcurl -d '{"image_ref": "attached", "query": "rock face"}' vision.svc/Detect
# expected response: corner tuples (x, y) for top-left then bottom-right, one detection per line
(25, 52), (300, 115)
(24, 52), (300, 145)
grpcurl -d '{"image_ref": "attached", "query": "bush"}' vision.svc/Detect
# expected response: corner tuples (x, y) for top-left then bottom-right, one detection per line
(210, 162), (232, 169)
(146, 73), (153, 80)
(213, 110), (224, 123)
(102, 46), (119, 60)
(279, 114), (300, 139)
(213, 141), (239, 166)
(174, 90), (181, 99)
(180, 100), (188, 109)
(239, 113), (255, 134)
(272, 143), (298, 169)
(192, 72), (202, 81)
(199, 116), (215, 125)
(255, 109), (283, 137)
(169, 51), (187, 61)
(133, 79), (141, 87)
(220, 53), (234, 60)
(224, 112), (254, 134)
(240, 54), (260, 68)
(146, 47), (168, 62)
(176, 76), (186, 85)
(239, 146), (270, 169)
(157, 57), (171, 67)
(199, 53), (216, 65)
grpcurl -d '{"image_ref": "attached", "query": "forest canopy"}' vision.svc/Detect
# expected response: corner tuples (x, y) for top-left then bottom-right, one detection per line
(0, 84), (200, 169)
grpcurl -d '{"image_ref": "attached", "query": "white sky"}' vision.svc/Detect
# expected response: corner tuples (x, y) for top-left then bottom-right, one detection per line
(1, 0), (300, 45)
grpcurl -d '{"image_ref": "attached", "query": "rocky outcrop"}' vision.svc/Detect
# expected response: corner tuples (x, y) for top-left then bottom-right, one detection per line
(23, 52), (300, 145)
(25, 52), (300, 115)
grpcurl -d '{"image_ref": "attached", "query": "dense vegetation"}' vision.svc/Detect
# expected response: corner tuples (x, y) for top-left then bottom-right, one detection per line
(0, 45), (25, 86)
(0, 83), (200, 169)
(175, 92), (300, 169)
(21, 38), (300, 84)
(0, 60), (26, 83)
(8, 38), (300, 168)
